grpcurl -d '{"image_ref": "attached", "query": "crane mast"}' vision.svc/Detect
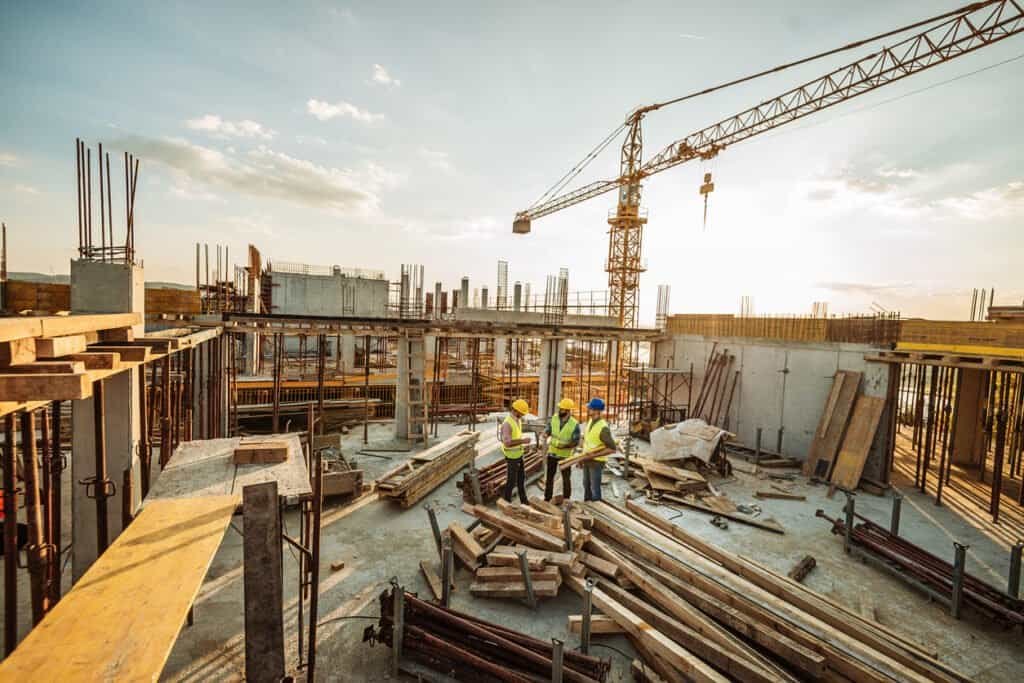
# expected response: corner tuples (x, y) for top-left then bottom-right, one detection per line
(513, 0), (1024, 344)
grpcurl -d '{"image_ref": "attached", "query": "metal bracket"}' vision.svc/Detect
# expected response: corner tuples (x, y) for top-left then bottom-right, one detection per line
(79, 476), (116, 500)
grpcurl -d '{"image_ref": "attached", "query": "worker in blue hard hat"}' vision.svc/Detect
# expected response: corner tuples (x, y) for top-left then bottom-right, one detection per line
(579, 397), (617, 502)
(543, 397), (580, 501)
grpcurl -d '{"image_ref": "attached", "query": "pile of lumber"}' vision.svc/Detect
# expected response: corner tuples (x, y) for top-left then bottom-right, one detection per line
(369, 585), (611, 681)
(376, 431), (480, 508)
(567, 499), (969, 682)
(455, 446), (544, 502)
(455, 498), (602, 602)
(630, 455), (709, 496)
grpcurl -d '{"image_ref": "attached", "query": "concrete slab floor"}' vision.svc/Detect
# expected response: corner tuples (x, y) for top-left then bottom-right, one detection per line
(101, 422), (1024, 681)
(154, 423), (1024, 682)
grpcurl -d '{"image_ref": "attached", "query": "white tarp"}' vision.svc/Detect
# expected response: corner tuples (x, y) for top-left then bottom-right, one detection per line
(648, 419), (733, 463)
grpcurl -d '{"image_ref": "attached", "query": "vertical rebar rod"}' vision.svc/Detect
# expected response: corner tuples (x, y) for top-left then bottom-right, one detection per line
(3, 414), (17, 654)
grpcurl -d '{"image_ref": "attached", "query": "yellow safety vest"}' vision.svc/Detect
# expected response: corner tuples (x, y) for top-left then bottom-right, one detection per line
(583, 418), (609, 463)
(548, 414), (578, 458)
(501, 415), (524, 460)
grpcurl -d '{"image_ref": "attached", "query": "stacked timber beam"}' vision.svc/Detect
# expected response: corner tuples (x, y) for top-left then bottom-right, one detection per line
(456, 447), (544, 502)
(376, 431), (480, 507)
(369, 585), (611, 681)
(566, 499), (970, 682)
(458, 499), (594, 601)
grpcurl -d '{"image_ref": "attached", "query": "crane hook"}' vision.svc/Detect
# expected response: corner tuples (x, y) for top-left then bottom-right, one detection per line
(699, 172), (715, 230)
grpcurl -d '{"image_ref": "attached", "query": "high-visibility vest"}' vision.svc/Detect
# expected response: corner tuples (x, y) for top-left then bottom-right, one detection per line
(501, 414), (524, 460)
(548, 414), (578, 458)
(583, 418), (609, 463)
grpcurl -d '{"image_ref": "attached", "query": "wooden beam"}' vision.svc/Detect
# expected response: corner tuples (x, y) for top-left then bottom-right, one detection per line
(567, 614), (623, 635)
(0, 338), (35, 367)
(35, 335), (87, 359)
(67, 352), (120, 370)
(39, 313), (141, 339)
(87, 345), (150, 362)
(0, 373), (91, 401)
(2, 361), (86, 375)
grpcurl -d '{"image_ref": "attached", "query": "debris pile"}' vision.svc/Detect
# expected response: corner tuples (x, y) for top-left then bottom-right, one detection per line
(456, 446), (544, 502)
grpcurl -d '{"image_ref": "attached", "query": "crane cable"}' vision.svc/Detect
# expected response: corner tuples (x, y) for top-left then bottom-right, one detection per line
(526, 0), (1003, 211)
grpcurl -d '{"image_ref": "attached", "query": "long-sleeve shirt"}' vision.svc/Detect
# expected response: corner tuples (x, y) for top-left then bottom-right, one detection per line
(597, 425), (617, 451)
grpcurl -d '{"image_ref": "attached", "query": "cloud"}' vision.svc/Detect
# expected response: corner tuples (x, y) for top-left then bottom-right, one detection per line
(295, 134), (327, 146)
(418, 147), (453, 173)
(404, 216), (501, 242)
(815, 281), (913, 295)
(372, 64), (401, 87)
(14, 184), (39, 194)
(109, 134), (393, 212)
(876, 167), (920, 179)
(224, 214), (276, 237)
(0, 152), (17, 167)
(307, 99), (383, 123)
(679, 33), (705, 40)
(935, 181), (1024, 221)
(185, 115), (276, 140)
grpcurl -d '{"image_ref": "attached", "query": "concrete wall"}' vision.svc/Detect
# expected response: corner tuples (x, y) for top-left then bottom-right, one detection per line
(270, 271), (388, 317)
(655, 334), (891, 479)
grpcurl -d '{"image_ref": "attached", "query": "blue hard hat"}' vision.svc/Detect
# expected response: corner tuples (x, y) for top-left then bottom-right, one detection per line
(587, 397), (606, 411)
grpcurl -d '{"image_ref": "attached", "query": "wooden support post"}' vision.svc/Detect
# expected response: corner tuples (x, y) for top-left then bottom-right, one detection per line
(272, 334), (282, 434)
(49, 400), (62, 604)
(138, 360), (150, 497)
(92, 379), (110, 553)
(242, 481), (285, 682)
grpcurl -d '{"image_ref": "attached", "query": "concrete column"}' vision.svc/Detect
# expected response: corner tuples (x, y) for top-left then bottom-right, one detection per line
(460, 278), (469, 309)
(493, 337), (507, 375)
(70, 259), (144, 581)
(538, 339), (566, 419)
(340, 334), (356, 374)
(952, 369), (986, 465)
(395, 333), (426, 440)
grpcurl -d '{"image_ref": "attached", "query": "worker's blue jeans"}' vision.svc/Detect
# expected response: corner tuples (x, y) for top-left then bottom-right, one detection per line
(582, 461), (603, 501)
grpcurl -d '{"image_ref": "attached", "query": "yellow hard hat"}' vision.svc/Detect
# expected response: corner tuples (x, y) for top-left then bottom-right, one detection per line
(558, 398), (575, 411)
(511, 399), (530, 415)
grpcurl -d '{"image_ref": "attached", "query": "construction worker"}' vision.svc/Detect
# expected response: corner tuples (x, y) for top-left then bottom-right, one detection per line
(580, 397), (617, 502)
(500, 398), (532, 503)
(543, 398), (580, 501)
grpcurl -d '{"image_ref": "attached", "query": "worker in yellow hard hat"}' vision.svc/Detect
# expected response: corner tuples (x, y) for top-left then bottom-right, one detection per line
(500, 398), (532, 503)
(543, 398), (580, 501)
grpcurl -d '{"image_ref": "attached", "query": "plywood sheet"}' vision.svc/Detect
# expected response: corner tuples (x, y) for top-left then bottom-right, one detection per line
(147, 434), (310, 503)
(830, 395), (886, 491)
(0, 496), (237, 681)
(803, 370), (862, 480)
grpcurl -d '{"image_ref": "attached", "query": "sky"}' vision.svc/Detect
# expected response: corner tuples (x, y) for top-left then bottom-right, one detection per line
(1, 0), (1022, 324)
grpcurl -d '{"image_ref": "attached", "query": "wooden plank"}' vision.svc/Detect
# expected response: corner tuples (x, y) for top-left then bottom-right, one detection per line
(567, 614), (624, 635)
(233, 440), (290, 465)
(0, 496), (236, 681)
(420, 560), (443, 600)
(449, 522), (486, 570)
(0, 338), (36, 366)
(486, 551), (546, 570)
(67, 352), (120, 370)
(754, 490), (806, 501)
(34, 335), (87, 359)
(0, 372), (91, 401)
(581, 581), (728, 683)
(804, 371), (861, 479)
(578, 551), (619, 579)
(465, 505), (565, 551)
(660, 493), (784, 533)
(469, 580), (559, 599)
(475, 566), (561, 583)
(2, 360), (85, 374)
(242, 483), (285, 682)
(0, 317), (43, 343)
(38, 313), (140, 338)
(830, 396), (886, 491)
(492, 544), (576, 569)
(87, 344), (150, 362)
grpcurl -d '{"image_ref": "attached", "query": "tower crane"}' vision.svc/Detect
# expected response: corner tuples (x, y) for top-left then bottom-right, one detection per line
(513, 0), (1023, 339)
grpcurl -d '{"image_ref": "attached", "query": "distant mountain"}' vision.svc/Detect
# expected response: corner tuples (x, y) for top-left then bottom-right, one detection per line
(6, 271), (194, 291)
